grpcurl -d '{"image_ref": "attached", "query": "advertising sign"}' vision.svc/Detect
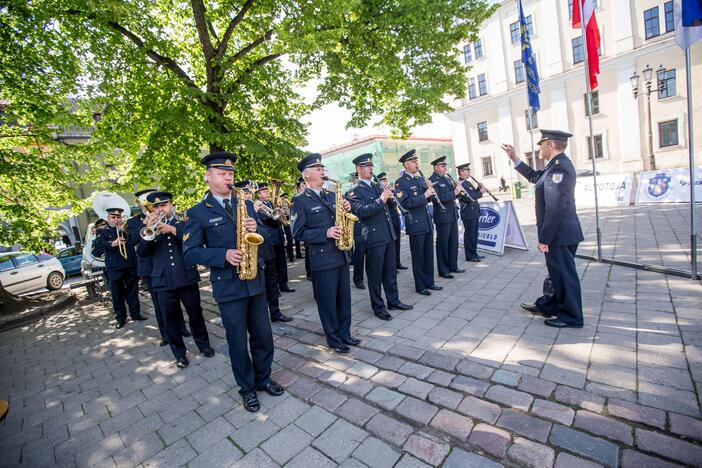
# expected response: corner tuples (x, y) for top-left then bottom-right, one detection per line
(636, 167), (702, 204)
(477, 201), (529, 255)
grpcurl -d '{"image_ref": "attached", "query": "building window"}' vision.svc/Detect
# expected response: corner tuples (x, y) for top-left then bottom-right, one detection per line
(510, 15), (534, 44)
(514, 59), (525, 83)
(572, 36), (584, 64)
(525, 15), (534, 37)
(468, 78), (477, 100)
(644, 7), (660, 39)
(664, 1), (675, 32)
(474, 39), (484, 59)
(477, 121), (488, 142)
(657, 68), (676, 99)
(463, 44), (473, 63)
(587, 134), (604, 160)
(481, 156), (494, 176)
(477, 73), (488, 96)
(510, 21), (520, 44)
(659, 120), (679, 147)
(525, 109), (538, 130)
(584, 90), (600, 116)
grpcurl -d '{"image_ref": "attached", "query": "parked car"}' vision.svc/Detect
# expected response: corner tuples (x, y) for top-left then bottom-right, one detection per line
(0, 252), (65, 294)
(57, 246), (83, 276)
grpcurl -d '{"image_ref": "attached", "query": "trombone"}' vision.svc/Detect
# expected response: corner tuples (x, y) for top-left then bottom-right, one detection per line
(115, 219), (129, 259)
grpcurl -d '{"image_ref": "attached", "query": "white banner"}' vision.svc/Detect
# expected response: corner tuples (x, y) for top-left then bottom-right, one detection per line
(635, 166), (702, 204)
(477, 201), (529, 256)
(575, 173), (635, 207)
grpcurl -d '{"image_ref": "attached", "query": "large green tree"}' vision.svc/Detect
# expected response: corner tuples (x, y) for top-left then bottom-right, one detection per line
(1, 0), (494, 248)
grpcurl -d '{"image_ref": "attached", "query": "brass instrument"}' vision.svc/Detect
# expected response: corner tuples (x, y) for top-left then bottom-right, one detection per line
(115, 220), (129, 259)
(92, 192), (131, 259)
(140, 210), (166, 241)
(228, 184), (264, 280)
(269, 179), (289, 225)
(324, 177), (358, 251)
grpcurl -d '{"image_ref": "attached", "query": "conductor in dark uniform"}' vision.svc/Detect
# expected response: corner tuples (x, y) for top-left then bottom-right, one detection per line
(501, 130), (584, 328)
(429, 157), (465, 278)
(93, 207), (145, 328)
(377, 172), (407, 270)
(290, 153), (360, 354)
(256, 183), (295, 293)
(457, 163), (486, 262)
(347, 154), (412, 320)
(394, 150), (443, 295)
(137, 191), (214, 368)
(183, 152), (283, 412)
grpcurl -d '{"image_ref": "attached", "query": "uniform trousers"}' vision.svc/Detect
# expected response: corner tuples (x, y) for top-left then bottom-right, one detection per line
(264, 259), (283, 319)
(272, 244), (289, 288)
(311, 265), (353, 348)
(435, 222), (458, 275)
(462, 217), (479, 260)
(352, 239), (366, 284)
(283, 225), (295, 261)
(409, 232), (435, 292)
(108, 269), (141, 322)
(155, 284), (210, 360)
(144, 276), (186, 340)
(542, 244), (583, 326)
(393, 224), (402, 267)
(218, 293), (274, 395)
(365, 241), (400, 314)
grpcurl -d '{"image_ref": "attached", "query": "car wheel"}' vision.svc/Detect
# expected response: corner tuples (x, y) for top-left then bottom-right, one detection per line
(47, 271), (64, 290)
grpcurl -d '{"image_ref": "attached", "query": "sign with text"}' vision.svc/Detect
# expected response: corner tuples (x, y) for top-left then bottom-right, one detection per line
(477, 201), (529, 256)
(636, 167), (702, 204)
(575, 173), (635, 207)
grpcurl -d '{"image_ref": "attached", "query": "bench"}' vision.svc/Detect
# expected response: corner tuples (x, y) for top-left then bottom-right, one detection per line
(69, 275), (107, 303)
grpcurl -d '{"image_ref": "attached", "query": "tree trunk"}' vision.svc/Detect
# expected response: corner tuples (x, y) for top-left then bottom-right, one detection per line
(0, 283), (37, 315)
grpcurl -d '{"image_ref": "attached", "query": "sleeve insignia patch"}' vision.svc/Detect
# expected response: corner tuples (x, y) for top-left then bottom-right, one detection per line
(552, 174), (563, 184)
(396, 191), (403, 198)
(183, 232), (190, 241)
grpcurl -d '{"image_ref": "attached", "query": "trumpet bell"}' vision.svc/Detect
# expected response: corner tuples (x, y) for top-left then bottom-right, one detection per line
(92, 192), (131, 220)
(140, 226), (157, 241)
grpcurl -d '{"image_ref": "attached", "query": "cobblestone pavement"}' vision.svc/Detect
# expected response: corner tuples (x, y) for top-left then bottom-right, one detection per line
(2, 202), (702, 467)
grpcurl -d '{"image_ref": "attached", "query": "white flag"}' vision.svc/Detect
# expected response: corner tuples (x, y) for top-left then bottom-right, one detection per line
(675, 0), (702, 49)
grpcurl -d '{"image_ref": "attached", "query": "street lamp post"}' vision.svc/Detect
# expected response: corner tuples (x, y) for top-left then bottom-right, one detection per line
(630, 64), (667, 171)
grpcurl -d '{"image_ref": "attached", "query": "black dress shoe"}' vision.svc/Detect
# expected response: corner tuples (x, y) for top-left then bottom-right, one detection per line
(279, 286), (296, 293)
(181, 329), (191, 337)
(259, 381), (284, 396)
(396, 264), (408, 270)
(544, 319), (583, 329)
(467, 258), (481, 262)
(242, 392), (260, 413)
(388, 302), (413, 311)
(176, 357), (189, 369)
(272, 314), (293, 323)
(354, 282), (366, 290)
(115, 321), (126, 329)
(417, 289), (431, 296)
(159, 338), (168, 347)
(296, 254), (305, 259)
(450, 269), (466, 273)
(375, 310), (393, 321)
(439, 274), (454, 279)
(131, 315), (148, 321)
(521, 303), (542, 313)
(476, 255), (485, 259)
(202, 347), (215, 358)
(331, 344), (350, 354)
(428, 285), (443, 291)
(342, 336), (361, 346)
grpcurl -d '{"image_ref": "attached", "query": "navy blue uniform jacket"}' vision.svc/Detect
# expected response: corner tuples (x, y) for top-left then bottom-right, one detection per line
(515, 153), (584, 246)
(137, 218), (200, 290)
(394, 173), (433, 236)
(92, 225), (137, 272)
(346, 181), (396, 248)
(428, 173), (458, 224)
(182, 193), (264, 302)
(127, 213), (154, 277)
(459, 180), (483, 220)
(290, 189), (350, 272)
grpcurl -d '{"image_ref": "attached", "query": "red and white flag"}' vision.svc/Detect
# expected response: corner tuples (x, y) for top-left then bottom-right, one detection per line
(572, 0), (600, 90)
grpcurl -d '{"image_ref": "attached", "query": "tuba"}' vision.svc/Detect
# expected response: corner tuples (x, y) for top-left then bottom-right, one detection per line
(324, 177), (358, 251)
(92, 192), (131, 259)
(228, 184), (264, 280)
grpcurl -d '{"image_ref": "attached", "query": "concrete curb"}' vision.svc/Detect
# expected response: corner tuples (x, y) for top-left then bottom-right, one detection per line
(0, 293), (77, 333)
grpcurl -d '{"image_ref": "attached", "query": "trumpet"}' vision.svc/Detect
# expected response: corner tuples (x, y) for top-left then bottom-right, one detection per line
(140, 211), (166, 241)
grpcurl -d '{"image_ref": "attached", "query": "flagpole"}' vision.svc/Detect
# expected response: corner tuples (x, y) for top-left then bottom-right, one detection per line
(528, 107), (536, 170)
(684, 47), (698, 279)
(579, 3), (603, 262)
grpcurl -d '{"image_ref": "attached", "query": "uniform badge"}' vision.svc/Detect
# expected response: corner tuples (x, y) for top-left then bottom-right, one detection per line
(183, 232), (190, 241)
(396, 191), (403, 198)
(552, 174), (563, 184)
(348, 191), (354, 197)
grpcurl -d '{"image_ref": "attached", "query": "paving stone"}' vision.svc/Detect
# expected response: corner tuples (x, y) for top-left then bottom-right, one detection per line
(395, 453), (433, 468)
(485, 385), (533, 411)
(430, 409), (473, 441)
(143, 438), (197, 467)
(389, 343), (426, 361)
(365, 413), (414, 446)
(497, 409), (552, 443)
(337, 458), (368, 468)
(450, 375), (490, 397)
(427, 370), (454, 386)
(230, 416), (280, 452)
(428, 387), (463, 410)
(574, 410), (633, 445)
(231, 447), (277, 468)
(396, 397), (439, 425)
(294, 405), (337, 437)
(352, 437), (401, 468)
(347, 362), (379, 379)
(554, 386), (605, 413)
(339, 376), (374, 397)
(366, 386), (405, 410)
(334, 398), (379, 427)
(195, 394), (238, 423)
(265, 396), (309, 426)
(186, 416), (235, 454)
(188, 438), (244, 468)
(285, 447), (335, 468)
(491, 369), (522, 386)
(531, 399), (575, 426)
(669, 412), (702, 441)
(273, 368), (302, 387)
(620, 449), (684, 468)
(443, 448), (504, 468)
(468, 423), (511, 458)
(312, 419), (368, 463)
(112, 432), (164, 467)
(635, 428), (702, 466)
(298, 361), (327, 378)
(418, 352), (460, 371)
(118, 413), (165, 445)
(223, 404), (259, 430)
(260, 424), (313, 464)
(606, 399), (666, 430)
(638, 382), (700, 417)
(456, 360), (495, 379)
(370, 370), (406, 388)
(456, 395), (502, 424)
(318, 368), (347, 387)
(398, 362), (433, 379)
(555, 452), (604, 468)
(507, 437), (555, 468)
(74, 432), (125, 467)
(403, 433), (450, 466)
(157, 411), (205, 446)
(541, 364), (587, 388)
(397, 377), (434, 399)
(549, 425), (619, 467)
(518, 375), (556, 398)
(375, 355), (405, 371)
(311, 388), (347, 412)
(353, 348), (383, 364)
(288, 377), (324, 401)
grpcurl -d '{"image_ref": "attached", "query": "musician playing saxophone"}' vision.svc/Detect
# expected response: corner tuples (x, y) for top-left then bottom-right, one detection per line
(290, 153), (360, 354)
(182, 152), (283, 413)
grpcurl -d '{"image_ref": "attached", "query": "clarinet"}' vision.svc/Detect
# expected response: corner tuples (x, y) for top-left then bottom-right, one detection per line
(418, 169), (447, 213)
(470, 176), (498, 202)
(372, 175), (409, 215)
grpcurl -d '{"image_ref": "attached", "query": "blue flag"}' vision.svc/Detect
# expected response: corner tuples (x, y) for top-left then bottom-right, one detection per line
(519, 0), (540, 112)
(682, 0), (702, 26)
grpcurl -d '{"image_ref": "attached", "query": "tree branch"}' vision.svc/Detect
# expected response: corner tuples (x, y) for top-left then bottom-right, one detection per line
(226, 29), (273, 65)
(190, 0), (216, 62)
(218, 0), (255, 57)
(207, 19), (219, 44)
(229, 53), (283, 89)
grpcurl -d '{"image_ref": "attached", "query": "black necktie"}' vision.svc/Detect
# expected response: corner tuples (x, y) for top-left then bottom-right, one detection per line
(223, 198), (233, 218)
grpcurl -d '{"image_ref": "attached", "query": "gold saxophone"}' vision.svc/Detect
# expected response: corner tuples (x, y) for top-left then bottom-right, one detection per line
(324, 177), (358, 251)
(230, 185), (264, 280)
